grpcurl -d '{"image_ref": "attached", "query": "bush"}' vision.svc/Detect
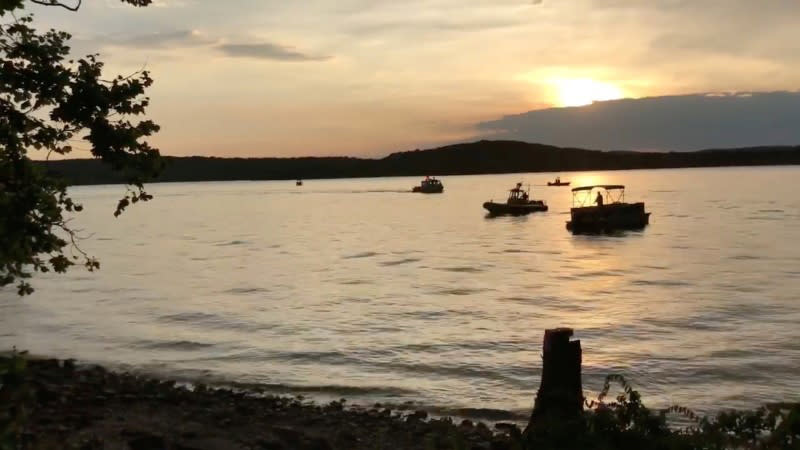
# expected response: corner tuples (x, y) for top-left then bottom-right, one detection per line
(0, 351), (29, 450)
(524, 374), (800, 450)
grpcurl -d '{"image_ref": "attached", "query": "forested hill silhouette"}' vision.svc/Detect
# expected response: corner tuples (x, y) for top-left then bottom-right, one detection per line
(39, 140), (800, 185)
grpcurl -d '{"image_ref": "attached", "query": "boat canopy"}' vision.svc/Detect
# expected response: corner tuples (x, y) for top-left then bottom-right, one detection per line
(571, 184), (625, 192)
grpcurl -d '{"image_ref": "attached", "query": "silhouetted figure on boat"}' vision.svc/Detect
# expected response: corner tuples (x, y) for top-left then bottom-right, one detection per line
(595, 191), (604, 206)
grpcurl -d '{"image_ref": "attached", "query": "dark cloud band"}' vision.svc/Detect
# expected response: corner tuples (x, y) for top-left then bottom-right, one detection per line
(477, 91), (800, 151)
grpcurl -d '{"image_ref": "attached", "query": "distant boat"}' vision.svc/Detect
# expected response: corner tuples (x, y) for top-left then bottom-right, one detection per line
(483, 182), (548, 215)
(547, 176), (570, 186)
(412, 176), (444, 194)
(566, 185), (650, 233)
(296, 179), (303, 186)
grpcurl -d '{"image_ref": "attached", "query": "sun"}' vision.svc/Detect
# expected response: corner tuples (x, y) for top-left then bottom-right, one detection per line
(551, 78), (624, 107)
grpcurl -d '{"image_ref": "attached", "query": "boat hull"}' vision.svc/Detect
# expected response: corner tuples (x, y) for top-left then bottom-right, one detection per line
(483, 201), (548, 216)
(412, 185), (444, 193)
(547, 182), (570, 186)
(566, 202), (650, 233)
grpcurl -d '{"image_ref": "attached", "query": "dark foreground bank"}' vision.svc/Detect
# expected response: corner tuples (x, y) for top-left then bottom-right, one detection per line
(4, 352), (800, 449)
(4, 356), (520, 450)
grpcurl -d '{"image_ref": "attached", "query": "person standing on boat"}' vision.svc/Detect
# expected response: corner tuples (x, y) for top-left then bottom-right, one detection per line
(595, 191), (604, 206)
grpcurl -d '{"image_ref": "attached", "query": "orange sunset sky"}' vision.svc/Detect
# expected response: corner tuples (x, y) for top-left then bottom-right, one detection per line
(29, 0), (800, 157)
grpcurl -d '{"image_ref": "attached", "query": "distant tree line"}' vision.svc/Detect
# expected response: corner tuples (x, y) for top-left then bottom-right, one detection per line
(38, 140), (800, 185)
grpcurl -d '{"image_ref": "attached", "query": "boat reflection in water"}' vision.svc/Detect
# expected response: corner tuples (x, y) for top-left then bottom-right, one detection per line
(483, 182), (548, 216)
(566, 185), (650, 233)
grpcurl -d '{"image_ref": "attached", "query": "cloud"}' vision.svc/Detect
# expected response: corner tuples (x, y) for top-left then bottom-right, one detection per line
(149, 0), (189, 7)
(476, 91), (800, 151)
(334, 2), (540, 39)
(88, 29), (217, 50)
(84, 29), (330, 63)
(344, 17), (524, 36)
(217, 43), (330, 62)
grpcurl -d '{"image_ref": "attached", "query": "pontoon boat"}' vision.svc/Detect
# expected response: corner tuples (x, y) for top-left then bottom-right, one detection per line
(566, 185), (650, 233)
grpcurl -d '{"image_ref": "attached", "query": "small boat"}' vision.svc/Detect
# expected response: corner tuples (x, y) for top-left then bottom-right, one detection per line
(566, 185), (650, 233)
(412, 176), (444, 193)
(296, 179), (303, 186)
(483, 182), (548, 215)
(547, 176), (570, 186)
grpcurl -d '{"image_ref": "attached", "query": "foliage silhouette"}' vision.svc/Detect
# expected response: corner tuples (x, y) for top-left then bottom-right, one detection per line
(0, 0), (161, 295)
(521, 374), (800, 450)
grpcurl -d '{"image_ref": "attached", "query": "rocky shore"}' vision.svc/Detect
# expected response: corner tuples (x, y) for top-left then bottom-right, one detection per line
(10, 357), (523, 450)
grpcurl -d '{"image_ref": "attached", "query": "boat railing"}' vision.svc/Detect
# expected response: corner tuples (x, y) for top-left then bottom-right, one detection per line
(571, 185), (625, 207)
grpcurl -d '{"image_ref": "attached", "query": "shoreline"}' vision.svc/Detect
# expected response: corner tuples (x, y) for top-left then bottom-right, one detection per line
(37, 140), (800, 186)
(48, 162), (800, 189)
(7, 355), (523, 449)
(2, 350), (531, 425)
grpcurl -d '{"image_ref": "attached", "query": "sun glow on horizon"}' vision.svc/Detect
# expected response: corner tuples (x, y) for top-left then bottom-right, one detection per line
(551, 78), (624, 107)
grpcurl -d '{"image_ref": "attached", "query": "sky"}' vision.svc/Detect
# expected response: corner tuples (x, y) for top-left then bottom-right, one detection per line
(25, 0), (800, 157)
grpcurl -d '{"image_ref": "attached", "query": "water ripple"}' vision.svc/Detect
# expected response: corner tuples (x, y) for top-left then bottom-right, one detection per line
(630, 279), (692, 287)
(215, 240), (248, 246)
(437, 266), (485, 273)
(343, 251), (380, 259)
(380, 257), (421, 266)
(136, 340), (216, 351)
(7, 167), (800, 419)
(222, 287), (269, 294)
(432, 287), (491, 296)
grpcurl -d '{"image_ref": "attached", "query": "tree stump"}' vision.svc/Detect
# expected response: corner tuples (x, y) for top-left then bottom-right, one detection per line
(527, 327), (583, 427)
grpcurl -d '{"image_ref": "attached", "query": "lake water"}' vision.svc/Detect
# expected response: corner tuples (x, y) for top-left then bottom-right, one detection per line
(2, 166), (800, 421)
